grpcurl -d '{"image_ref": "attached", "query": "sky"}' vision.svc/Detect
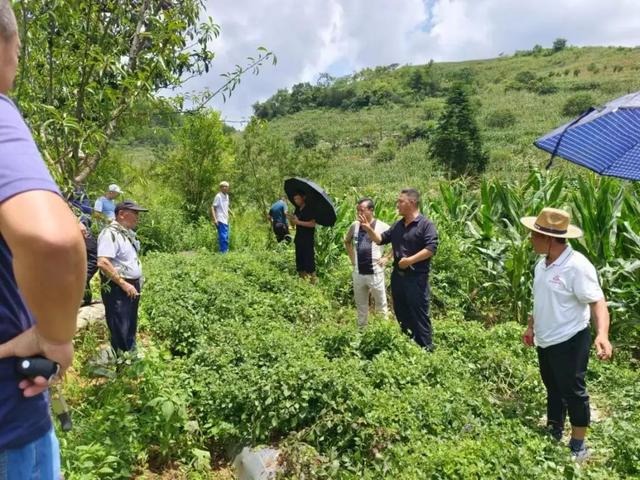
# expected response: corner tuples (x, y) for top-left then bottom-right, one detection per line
(175, 0), (640, 124)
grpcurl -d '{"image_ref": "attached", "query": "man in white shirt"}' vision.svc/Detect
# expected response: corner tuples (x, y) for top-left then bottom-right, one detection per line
(344, 198), (390, 327)
(520, 207), (612, 461)
(97, 200), (148, 353)
(211, 181), (230, 253)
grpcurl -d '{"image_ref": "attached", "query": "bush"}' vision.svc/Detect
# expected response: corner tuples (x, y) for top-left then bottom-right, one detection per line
(562, 93), (594, 117)
(293, 129), (320, 149)
(530, 78), (558, 95)
(373, 138), (398, 163)
(399, 122), (431, 144)
(514, 70), (537, 85)
(552, 38), (567, 52)
(485, 109), (517, 129)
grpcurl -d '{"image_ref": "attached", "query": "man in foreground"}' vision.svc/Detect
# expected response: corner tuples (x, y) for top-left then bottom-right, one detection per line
(97, 201), (148, 354)
(212, 181), (231, 253)
(344, 198), (390, 328)
(359, 189), (438, 350)
(520, 207), (612, 460)
(0, 1), (86, 475)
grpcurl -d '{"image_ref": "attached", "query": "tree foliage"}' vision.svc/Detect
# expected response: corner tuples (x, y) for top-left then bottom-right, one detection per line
(158, 110), (232, 221)
(552, 38), (568, 52)
(13, 0), (218, 185)
(429, 85), (488, 176)
(235, 119), (328, 215)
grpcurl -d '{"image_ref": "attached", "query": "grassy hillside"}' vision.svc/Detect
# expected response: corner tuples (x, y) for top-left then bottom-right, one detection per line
(261, 46), (640, 193)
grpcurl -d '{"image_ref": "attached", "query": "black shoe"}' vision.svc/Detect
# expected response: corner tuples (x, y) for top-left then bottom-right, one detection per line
(424, 344), (436, 353)
(547, 425), (563, 442)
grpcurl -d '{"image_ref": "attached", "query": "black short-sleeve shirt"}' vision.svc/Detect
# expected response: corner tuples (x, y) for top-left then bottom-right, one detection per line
(294, 205), (315, 245)
(380, 214), (438, 274)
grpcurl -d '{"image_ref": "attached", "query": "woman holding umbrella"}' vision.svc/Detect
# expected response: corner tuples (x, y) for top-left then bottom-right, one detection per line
(288, 190), (317, 283)
(284, 177), (337, 284)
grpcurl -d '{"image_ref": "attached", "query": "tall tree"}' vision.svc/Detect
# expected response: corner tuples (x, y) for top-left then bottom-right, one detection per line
(429, 84), (488, 176)
(158, 110), (231, 221)
(12, 0), (273, 186)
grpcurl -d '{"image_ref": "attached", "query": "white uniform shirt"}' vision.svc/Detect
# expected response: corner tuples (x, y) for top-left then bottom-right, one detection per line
(533, 246), (604, 348)
(213, 192), (230, 225)
(97, 222), (143, 280)
(347, 220), (389, 275)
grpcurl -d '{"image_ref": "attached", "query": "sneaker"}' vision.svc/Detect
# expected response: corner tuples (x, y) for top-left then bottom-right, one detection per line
(570, 446), (590, 462)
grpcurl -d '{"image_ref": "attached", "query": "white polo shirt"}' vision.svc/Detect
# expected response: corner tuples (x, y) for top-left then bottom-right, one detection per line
(97, 222), (143, 280)
(213, 192), (230, 225)
(532, 246), (604, 348)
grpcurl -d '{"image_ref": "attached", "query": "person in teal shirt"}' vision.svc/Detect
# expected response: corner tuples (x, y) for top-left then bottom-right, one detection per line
(268, 196), (291, 243)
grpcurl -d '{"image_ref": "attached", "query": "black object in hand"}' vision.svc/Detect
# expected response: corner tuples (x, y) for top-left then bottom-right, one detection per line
(16, 356), (60, 381)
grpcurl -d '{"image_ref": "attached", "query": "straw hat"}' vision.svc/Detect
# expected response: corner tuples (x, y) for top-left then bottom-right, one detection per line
(520, 207), (583, 239)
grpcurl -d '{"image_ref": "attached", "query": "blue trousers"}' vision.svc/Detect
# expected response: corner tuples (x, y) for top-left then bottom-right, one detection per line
(390, 270), (433, 348)
(0, 428), (60, 480)
(101, 277), (140, 353)
(217, 222), (229, 253)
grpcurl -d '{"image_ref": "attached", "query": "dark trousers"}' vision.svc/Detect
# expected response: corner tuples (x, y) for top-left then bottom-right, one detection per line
(537, 327), (591, 429)
(83, 234), (98, 306)
(100, 276), (140, 353)
(272, 221), (290, 242)
(390, 270), (432, 348)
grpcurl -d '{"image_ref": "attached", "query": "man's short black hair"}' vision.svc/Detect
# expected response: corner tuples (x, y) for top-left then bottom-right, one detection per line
(294, 190), (306, 197)
(400, 188), (421, 206)
(357, 197), (374, 210)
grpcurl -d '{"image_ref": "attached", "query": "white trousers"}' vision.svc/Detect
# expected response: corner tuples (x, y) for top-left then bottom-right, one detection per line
(352, 270), (388, 327)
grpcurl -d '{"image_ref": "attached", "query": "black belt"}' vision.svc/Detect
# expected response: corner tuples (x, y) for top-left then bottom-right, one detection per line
(393, 268), (425, 277)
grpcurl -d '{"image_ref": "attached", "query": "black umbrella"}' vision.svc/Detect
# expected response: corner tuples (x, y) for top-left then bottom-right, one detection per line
(284, 177), (336, 227)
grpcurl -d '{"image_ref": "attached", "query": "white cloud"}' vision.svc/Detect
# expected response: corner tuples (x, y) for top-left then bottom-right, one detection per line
(183, 0), (640, 122)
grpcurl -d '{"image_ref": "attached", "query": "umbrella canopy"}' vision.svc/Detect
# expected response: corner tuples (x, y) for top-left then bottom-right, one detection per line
(284, 177), (336, 227)
(534, 91), (640, 181)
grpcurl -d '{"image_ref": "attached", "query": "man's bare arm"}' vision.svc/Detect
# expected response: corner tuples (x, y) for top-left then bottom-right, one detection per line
(0, 190), (85, 344)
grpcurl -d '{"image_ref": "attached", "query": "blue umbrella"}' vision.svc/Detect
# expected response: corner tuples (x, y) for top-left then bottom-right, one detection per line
(534, 91), (640, 181)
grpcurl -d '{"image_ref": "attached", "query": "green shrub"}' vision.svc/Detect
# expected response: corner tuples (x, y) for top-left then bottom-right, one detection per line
(562, 93), (594, 116)
(373, 138), (398, 163)
(485, 109), (517, 129)
(293, 129), (320, 149)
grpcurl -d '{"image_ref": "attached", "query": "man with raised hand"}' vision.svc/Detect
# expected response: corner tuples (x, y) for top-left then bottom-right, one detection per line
(359, 189), (438, 350)
(0, 1), (86, 476)
(520, 207), (612, 461)
(344, 198), (390, 328)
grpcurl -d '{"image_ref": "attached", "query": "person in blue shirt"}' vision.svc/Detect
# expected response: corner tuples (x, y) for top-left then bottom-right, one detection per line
(94, 184), (122, 222)
(0, 3), (86, 476)
(268, 196), (291, 243)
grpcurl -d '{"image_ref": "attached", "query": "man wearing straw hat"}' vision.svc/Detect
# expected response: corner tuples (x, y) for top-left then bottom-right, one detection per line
(520, 207), (612, 460)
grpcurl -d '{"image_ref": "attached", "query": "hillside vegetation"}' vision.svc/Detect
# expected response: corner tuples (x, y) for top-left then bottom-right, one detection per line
(255, 45), (640, 192)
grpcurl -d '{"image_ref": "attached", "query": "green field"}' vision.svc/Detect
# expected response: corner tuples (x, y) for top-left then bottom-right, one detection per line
(56, 45), (640, 478)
